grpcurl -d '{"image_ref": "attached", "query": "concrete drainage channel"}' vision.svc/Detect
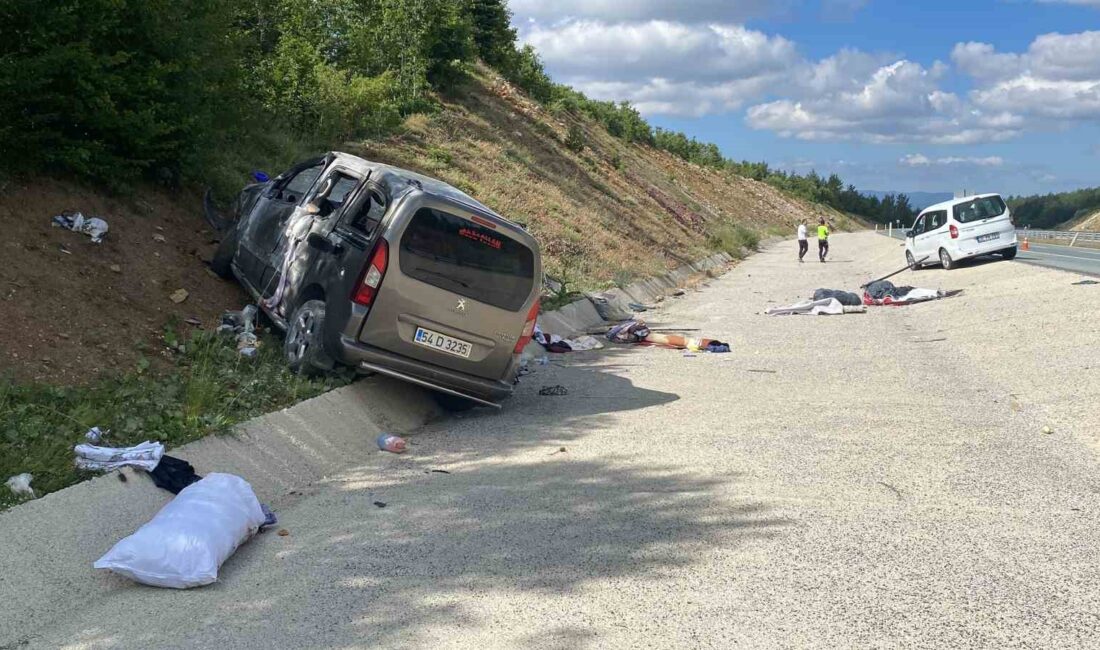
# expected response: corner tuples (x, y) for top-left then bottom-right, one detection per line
(0, 250), (733, 642)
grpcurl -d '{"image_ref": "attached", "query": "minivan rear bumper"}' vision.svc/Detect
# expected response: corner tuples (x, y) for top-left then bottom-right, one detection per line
(337, 335), (515, 403)
(951, 230), (1018, 260)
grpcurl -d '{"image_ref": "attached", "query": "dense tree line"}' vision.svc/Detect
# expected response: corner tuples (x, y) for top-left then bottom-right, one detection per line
(1007, 187), (1100, 229)
(0, 0), (910, 225)
(0, 0), (535, 189)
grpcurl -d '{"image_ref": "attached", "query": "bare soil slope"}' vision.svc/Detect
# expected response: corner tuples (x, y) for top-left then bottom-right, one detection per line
(0, 180), (244, 384)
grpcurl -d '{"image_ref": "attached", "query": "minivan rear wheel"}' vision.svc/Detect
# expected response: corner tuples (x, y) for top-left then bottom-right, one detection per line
(1001, 246), (1017, 260)
(939, 248), (956, 271)
(285, 300), (335, 376)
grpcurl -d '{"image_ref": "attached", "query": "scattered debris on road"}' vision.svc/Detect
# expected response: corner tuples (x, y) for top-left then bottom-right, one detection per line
(1073, 279), (1098, 286)
(813, 288), (863, 306)
(533, 324), (605, 353)
(277, 528), (290, 537)
(864, 281), (962, 306)
(767, 298), (866, 316)
(539, 385), (569, 396)
(219, 305), (261, 357)
(5, 473), (35, 499)
(52, 211), (109, 243)
(149, 456), (202, 494)
(427, 469), (451, 474)
(373, 501), (387, 508)
(74, 441), (165, 472)
(169, 288), (189, 304)
(1043, 425), (1054, 435)
(83, 426), (108, 444)
(377, 433), (408, 453)
(878, 481), (903, 499)
(747, 369), (777, 374)
(152, 233), (166, 243)
(94, 473), (267, 588)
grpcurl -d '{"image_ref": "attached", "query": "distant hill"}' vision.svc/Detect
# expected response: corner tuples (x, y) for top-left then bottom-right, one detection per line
(862, 190), (953, 210)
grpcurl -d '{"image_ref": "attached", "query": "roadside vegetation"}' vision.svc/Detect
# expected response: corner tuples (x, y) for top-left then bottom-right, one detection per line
(0, 328), (349, 509)
(1008, 187), (1100, 230)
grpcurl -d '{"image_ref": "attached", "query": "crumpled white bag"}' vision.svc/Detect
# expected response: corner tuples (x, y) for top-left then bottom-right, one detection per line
(94, 473), (265, 589)
(5, 473), (35, 498)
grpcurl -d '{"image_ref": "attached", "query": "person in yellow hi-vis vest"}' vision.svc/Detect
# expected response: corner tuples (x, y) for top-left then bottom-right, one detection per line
(817, 217), (829, 263)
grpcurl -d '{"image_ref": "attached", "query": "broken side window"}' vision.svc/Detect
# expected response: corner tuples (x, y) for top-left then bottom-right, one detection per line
(278, 163), (325, 204)
(347, 190), (388, 235)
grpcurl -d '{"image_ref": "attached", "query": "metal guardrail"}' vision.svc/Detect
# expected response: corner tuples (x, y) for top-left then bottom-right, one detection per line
(1018, 229), (1100, 244)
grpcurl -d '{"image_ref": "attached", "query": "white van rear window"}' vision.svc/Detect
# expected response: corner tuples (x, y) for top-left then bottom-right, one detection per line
(400, 208), (535, 312)
(954, 196), (1007, 223)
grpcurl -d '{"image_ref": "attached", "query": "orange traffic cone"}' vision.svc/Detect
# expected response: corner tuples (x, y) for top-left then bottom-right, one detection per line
(1021, 237), (1030, 251)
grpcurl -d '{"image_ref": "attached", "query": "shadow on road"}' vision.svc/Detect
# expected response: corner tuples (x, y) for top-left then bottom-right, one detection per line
(53, 345), (786, 649)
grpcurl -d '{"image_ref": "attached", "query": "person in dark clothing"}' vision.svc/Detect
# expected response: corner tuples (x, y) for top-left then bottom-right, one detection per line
(797, 219), (808, 262)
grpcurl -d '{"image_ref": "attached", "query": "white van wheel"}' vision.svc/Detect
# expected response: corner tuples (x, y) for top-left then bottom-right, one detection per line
(939, 248), (955, 271)
(906, 251), (920, 271)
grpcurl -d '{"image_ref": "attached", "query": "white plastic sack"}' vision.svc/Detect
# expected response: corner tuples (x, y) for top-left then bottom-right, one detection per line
(94, 473), (265, 589)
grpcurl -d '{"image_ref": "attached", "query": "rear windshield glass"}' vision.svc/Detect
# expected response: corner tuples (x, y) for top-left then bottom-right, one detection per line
(954, 196), (1007, 223)
(399, 208), (534, 311)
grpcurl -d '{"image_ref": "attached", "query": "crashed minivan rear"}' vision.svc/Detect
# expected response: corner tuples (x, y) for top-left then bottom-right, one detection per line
(211, 152), (542, 409)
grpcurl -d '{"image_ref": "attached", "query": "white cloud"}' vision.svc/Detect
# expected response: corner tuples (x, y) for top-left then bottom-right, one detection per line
(521, 20), (800, 115)
(745, 60), (1023, 144)
(955, 31), (1100, 123)
(523, 21), (798, 83)
(900, 154), (1005, 167)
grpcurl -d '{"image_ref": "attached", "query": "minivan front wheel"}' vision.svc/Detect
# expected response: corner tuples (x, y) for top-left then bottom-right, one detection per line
(906, 251), (920, 271)
(939, 248), (956, 271)
(285, 300), (335, 376)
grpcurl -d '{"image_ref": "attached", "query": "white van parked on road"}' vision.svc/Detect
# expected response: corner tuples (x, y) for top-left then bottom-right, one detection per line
(905, 193), (1017, 270)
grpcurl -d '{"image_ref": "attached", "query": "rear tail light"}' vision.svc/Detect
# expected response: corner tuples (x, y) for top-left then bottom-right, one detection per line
(352, 239), (389, 306)
(949, 224), (959, 239)
(514, 299), (540, 354)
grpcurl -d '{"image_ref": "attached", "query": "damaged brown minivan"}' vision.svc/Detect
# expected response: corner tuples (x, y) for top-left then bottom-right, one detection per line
(210, 152), (542, 410)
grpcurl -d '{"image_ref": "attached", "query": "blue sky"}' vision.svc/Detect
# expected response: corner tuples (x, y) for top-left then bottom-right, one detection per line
(509, 0), (1100, 195)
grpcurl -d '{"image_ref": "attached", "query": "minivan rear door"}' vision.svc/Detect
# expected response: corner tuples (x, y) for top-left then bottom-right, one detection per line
(953, 195), (1012, 248)
(357, 196), (538, 380)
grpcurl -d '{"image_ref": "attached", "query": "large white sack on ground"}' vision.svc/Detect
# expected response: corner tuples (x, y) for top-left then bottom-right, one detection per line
(94, 473), (266, 589)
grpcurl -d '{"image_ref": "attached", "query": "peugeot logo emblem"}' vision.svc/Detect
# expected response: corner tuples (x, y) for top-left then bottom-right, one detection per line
(455, 299), (467, 312)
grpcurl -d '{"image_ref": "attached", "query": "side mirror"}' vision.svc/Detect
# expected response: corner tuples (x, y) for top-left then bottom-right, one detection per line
(905, 230), (914, 238)
(306, 232), (339, 254)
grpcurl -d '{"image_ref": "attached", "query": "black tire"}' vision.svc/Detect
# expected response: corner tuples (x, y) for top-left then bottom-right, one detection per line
(939, 248), (956, 271)
(433, 391), (480, 412)
(906, 251), (920, 271)
(210, 221), (239, 279)
(285, 300), (335, 376)
(1001, 246), (1018, 260)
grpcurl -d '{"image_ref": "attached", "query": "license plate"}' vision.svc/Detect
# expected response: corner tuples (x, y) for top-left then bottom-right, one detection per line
(977, 232), (1000, 243)
(414, 327), (472, 359)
